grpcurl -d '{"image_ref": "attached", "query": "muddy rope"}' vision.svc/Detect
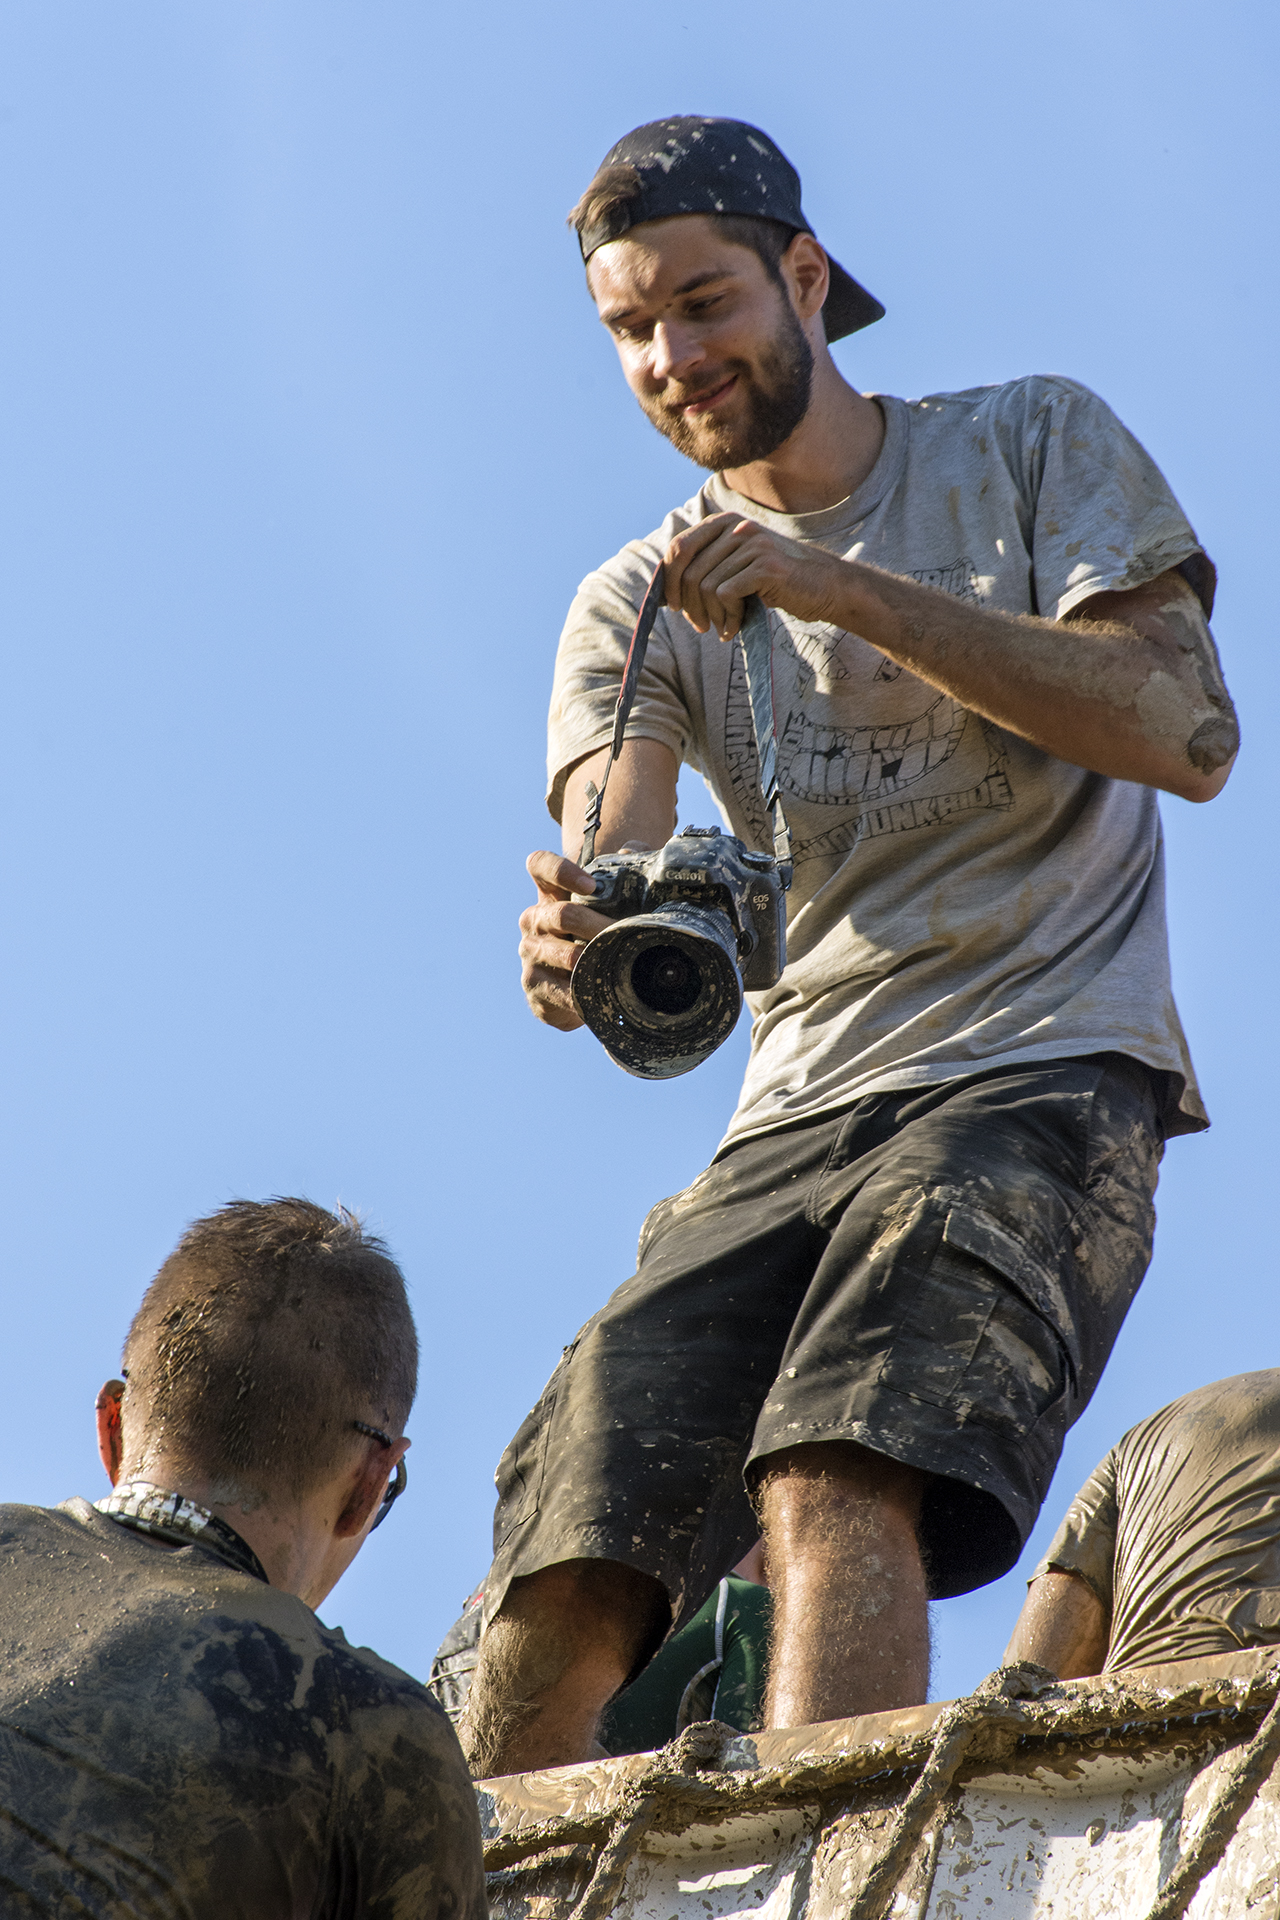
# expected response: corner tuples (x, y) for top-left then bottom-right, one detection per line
(1142, 1665), (1280, 1920)
(481, 1662), (1278, 1895)
(563, 1722), (733, 1920)
(846, 1664), (1056, 1920)
(565, 1790), (659, 1920)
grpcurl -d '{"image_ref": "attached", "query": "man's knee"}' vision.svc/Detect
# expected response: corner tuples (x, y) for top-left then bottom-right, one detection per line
(485, 1558), (669, 1673)
(463, 1559), (670, 1775)
(755, 1439), (926, 1531)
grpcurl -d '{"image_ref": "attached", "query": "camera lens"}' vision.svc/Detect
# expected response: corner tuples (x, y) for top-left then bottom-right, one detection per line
(571, 903), (743, 1079)
(630, 943), (701, 1016)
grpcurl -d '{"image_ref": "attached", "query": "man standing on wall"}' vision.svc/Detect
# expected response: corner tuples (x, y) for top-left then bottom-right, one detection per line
(463, 116), (1238, 1777)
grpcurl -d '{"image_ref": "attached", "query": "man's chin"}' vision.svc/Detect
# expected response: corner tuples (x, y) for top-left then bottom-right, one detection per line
(654, 412), (758, 472)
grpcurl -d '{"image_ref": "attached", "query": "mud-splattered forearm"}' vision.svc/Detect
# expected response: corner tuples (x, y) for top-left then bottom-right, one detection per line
(661, 514), (1237, 797)
(822, 561), (1238, 802)
(1123, 582), (1238, 778)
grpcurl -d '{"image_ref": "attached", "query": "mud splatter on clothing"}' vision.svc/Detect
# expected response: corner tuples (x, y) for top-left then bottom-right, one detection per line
(1039, 1370), (1280, 1672)
(549, 376), (1213, 1144)
(488, 1052), (1163, 1632)
(0, 1499), (486, 1918)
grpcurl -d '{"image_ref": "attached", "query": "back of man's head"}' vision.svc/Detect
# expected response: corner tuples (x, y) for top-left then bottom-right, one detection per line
(121, 1198), (418, 1507)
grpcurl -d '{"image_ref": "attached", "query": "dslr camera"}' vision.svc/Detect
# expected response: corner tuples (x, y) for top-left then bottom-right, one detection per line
(570, 825), (788, 1079)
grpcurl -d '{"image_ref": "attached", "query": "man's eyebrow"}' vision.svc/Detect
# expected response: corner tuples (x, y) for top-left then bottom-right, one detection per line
(599, 268), (735, 326)
(673, 268), (733, 296)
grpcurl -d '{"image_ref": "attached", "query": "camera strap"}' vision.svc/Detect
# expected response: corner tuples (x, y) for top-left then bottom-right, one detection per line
(579, 561), (669, 866)
(579, 561), (793, 887)
(738, 596), (794, 884)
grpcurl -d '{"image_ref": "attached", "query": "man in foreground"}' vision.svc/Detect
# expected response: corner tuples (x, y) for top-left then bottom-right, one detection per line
(1006, 1371), (1280, 1679)
(466, 116), (1238, 1778)
(0, 1198), (485, 1920)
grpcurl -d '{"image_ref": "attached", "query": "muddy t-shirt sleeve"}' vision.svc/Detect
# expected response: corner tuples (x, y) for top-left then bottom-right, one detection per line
(547, 540), (694, 823)
(342, 1688), (487, 1920)
(1034, 1448), (1120, 1615)
(994, 377), (1215, 623)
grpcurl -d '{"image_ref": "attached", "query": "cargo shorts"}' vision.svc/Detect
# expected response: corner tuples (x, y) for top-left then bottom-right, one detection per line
(486, 1053), (1164, 1640)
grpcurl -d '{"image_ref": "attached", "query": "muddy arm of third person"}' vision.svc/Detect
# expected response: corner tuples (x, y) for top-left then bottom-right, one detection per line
(1003, 1570), (1110, 1680)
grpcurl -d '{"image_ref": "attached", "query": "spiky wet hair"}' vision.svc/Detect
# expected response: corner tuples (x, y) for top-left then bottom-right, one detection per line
(122, 1198), (418, 1503)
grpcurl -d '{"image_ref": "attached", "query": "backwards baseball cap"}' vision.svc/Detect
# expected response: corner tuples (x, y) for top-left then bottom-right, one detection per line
(576, 116), (884, 342)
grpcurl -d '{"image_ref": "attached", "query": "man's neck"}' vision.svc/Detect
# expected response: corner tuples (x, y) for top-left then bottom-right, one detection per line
(720, 357), (884, 516)
(97, 1478), (270, 1583)
(112, 1464), (335, 1602)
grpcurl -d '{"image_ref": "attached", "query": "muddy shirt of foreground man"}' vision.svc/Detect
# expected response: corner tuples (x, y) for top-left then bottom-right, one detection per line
(0, 1197), (486, 1920)
(0, 1496), (482, 1919)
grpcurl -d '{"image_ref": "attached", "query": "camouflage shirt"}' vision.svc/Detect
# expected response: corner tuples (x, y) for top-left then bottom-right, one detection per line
(0, 1497), (486, 1919)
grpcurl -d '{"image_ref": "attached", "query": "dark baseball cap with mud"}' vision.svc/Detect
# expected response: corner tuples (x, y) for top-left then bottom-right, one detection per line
(577, 116), (884, 343)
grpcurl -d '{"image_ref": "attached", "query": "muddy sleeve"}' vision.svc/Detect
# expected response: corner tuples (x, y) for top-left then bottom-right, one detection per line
(1033, 1449), (1120, 1614)
(344, 1695), (488, 1920)
(547, 541), (693, 823)
(1017, 378), (1215, 624)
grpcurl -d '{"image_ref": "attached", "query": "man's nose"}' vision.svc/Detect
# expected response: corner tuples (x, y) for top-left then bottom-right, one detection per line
(650, 319), (705, 383)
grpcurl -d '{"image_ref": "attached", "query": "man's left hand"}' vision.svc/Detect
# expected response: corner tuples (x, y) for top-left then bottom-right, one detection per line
(663, 513), (847, 638)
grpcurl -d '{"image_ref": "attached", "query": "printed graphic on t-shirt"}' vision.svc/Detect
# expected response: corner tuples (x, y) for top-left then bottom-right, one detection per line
(723, 557), (1012, 863)
(550, 378), (1208, 1136)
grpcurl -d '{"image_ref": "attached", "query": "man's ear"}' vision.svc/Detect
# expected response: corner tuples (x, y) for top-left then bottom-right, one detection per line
(781, 231), (830, 324)
(96, 1380), (126, 1486)
(334, 1436), (410, 1541)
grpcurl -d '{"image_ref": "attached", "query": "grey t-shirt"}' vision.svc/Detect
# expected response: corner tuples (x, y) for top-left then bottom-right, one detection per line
(1037, 1372), (1280, 1673)
(0, 1500), (486, 1920)
(548, 376), (1213, 1148)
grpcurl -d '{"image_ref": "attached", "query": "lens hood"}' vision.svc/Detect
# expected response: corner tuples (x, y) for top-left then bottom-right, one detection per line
(570, 903), (743, 1079)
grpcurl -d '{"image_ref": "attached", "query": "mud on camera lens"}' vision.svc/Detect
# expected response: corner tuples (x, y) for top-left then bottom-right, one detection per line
(569, 826), (787, 1080)
(571, 904), (743, 1080)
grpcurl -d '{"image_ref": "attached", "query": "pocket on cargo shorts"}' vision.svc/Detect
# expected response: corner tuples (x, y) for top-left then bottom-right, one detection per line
(880, 1207), (1070, 1443)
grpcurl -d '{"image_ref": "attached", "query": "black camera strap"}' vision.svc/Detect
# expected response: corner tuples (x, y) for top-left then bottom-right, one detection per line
(579, 561), (793, 885)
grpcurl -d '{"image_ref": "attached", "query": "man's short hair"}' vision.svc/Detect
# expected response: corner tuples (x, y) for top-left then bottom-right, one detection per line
(122, 1198), (418, 1503)
(568, 162), (797, 291)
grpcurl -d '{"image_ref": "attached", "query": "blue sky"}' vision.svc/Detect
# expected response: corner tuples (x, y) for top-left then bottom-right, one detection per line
(2, 0), (1275, 1706)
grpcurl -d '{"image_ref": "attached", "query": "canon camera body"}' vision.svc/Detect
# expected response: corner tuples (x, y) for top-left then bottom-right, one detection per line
(570, 825), (788, 1080)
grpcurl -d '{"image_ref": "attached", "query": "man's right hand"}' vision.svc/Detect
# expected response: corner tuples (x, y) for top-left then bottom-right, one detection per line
(519, 850), (613, 1030)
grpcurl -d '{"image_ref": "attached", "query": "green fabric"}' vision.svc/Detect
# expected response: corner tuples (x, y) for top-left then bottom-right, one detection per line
(601, 1577), (772, 1755)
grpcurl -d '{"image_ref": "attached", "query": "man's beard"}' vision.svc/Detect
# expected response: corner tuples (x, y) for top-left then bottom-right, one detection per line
(639, 297), (814, 471)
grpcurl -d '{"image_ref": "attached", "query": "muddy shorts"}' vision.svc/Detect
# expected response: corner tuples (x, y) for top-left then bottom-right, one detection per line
(487, 1053), (1164, 1638)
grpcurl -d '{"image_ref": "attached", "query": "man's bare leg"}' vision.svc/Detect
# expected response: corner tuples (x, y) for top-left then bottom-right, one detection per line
(460, 1558), (668, 1778)
(759, 1440), (929, 1727)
